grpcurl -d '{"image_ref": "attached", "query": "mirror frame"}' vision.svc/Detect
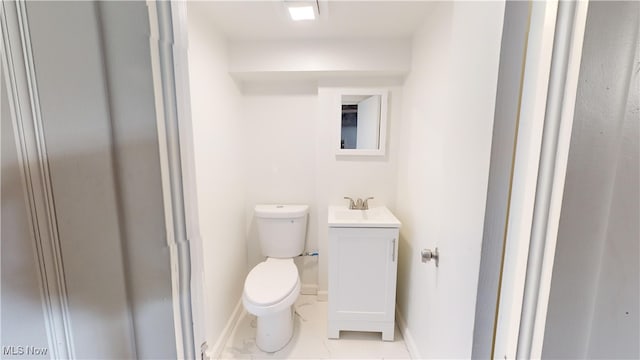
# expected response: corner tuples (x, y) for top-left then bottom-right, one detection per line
(336, 88), (389, 157)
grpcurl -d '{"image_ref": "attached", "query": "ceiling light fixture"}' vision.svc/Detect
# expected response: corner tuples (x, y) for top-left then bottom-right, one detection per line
(285, 0), (319, 21)
(288, 5), (315, 21)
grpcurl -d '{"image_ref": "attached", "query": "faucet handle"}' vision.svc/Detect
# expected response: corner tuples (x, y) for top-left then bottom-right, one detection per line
(363, 197), (374, 210)
(344, 197), (356, 209)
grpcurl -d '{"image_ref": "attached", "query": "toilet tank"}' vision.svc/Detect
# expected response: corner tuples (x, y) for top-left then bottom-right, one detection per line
(254, 204), (308, 258)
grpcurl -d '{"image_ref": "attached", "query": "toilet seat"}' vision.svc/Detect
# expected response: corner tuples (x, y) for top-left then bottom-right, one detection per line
(243, 258), (300, 316)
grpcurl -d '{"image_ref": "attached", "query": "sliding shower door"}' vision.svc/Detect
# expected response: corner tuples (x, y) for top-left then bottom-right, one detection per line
(1, 1), (177, 358)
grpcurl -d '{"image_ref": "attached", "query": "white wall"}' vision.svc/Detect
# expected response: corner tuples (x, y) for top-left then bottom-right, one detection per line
(543, 2), (639, 357)
(229, 39), (411, 74)
(186, 3), (247, 351)
(316, 86), (403, 297)
(242, 92), (319, 291)
(188, 2), (406, 346)
(240, 86), (403, 297)
(395, 2), (504, 358)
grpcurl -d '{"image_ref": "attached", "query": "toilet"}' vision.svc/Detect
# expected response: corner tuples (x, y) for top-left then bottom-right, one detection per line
(243, 204), (309, 353)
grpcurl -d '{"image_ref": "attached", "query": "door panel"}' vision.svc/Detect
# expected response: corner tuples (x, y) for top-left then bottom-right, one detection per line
(26, 2), (136, 358)
(336, 234), (390, 319)
(96, 2), (178, 358)
(1, 66), (50, 359)
(330, 227), (398, 323)
(0, 2), (177, 359)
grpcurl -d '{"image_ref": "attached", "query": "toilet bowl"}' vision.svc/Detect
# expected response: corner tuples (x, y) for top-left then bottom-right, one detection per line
(243, 258), (300, 352)
(243, 204), (308, 353)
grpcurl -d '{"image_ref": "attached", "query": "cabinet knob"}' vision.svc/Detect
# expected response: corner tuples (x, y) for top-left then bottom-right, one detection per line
(421, 248), (439, 267)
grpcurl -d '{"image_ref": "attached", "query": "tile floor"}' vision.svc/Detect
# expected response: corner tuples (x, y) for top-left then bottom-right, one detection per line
(220, 295), (411, 359)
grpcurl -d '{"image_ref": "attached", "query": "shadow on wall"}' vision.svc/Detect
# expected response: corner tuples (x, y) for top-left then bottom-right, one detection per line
(1, 139), (177, 356)
(396, 232), (415, 318)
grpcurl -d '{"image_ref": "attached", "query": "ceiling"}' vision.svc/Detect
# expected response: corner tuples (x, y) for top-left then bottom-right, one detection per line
(189, 1), (433, 40)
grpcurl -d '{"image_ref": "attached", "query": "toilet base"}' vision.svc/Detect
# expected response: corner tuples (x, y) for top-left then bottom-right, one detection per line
(256, 307), (294, 353)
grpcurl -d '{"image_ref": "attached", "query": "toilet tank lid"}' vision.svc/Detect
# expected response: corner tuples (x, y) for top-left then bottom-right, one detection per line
(254, 204), (309, 219)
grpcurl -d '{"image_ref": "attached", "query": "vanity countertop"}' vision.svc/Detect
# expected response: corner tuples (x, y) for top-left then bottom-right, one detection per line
(328, 205), (401, 228)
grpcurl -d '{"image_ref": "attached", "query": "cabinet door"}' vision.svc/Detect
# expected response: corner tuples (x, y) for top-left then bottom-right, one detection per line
(329, 227), (398, 322)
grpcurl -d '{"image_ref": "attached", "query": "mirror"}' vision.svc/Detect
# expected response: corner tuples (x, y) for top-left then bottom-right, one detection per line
(337, 89), (388, 156)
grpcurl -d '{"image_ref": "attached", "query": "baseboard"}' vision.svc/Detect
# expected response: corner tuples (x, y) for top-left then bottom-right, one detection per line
(396, 307), (421, 359)
(301, 283), (318, 295)
(317, 290), (328, 302)
(208, 298), (245, 359)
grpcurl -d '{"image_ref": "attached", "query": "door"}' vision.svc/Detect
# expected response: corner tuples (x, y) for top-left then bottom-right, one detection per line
(1, 2), (178, 358)
(393, 1), (506, 358)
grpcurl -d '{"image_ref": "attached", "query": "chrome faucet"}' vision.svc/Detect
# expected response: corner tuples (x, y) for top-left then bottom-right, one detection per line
(362, 197), (374, 210)
(344, 197), (356, 209)
(355, 198), (364, 209)
(344, 196), (375, 210)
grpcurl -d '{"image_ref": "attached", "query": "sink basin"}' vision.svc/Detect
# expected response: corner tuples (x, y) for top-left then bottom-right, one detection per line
(328, 205), (401, 228)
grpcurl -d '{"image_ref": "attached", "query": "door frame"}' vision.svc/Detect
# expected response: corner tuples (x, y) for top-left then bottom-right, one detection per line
(4, 0), (590, 358)
(149, 0), (592, 357)
(149, 0), (591, 358)
(492, 1), (589, 358)
(146, 1), (205, 359)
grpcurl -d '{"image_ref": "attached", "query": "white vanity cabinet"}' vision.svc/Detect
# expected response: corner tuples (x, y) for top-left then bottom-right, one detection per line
(327, 221), (400, 341)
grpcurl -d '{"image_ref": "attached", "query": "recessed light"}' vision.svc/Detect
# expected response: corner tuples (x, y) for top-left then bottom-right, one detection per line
(287, 5), (315, 21)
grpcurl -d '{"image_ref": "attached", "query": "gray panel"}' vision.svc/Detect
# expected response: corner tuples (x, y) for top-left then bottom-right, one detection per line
(587, 37), (639, 358)
(471, 2), (528, 358)
(25, 2), (136, 358)
(21, 1), (179, 358)
(543, 1), (640, 358)
(96, 2), (177, 358)
(1, 66), (50, 359)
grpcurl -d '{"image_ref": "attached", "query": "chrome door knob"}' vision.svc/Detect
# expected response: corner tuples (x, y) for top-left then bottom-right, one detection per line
(421, 248), (439, 267)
